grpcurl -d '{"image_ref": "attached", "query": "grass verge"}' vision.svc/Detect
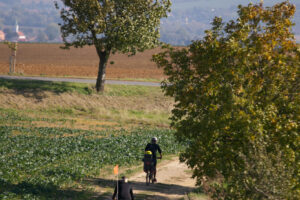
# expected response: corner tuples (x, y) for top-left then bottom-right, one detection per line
(0, 78), (94, 95)
(0, 78), (172, 128)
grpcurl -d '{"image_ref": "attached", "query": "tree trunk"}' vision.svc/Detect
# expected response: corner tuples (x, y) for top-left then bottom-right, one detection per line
(96, 49), (110, 92)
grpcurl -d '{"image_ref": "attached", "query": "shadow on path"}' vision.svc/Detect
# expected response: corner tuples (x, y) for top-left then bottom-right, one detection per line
(85, 177), (195, 199)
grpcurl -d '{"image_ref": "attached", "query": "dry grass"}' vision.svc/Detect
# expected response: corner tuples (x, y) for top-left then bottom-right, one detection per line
(0, 85), (173, 129)
(27, 119), (119, 132)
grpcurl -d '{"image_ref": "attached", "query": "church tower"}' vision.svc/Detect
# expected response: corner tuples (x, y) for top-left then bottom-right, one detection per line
(16, 20), (19, 33)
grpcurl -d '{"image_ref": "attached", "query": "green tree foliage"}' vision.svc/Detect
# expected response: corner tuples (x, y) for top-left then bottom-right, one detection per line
(55, 0), (171, 92)
(153, 1), (299, 199)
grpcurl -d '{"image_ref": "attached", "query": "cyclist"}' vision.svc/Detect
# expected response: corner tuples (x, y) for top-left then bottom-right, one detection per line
(145, 137), (162, 182)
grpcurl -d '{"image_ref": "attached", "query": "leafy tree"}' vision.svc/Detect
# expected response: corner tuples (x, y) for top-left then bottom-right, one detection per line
(55, 0), (171, 92)
(4, 41), (18, 73)
(153, 1), (299, 199)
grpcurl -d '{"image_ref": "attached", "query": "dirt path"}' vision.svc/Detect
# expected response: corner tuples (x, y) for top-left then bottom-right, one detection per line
(130, 159), (196, 200)
(91, 158), (196, 200)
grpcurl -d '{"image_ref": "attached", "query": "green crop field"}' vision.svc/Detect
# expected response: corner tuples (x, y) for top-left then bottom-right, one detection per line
(0, 126), (181, 199)
(0, 79), (182, 199)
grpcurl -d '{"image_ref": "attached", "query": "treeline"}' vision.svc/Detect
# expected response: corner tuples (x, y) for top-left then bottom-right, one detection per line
(162, 1), (300, 45)
(0, 0), (299, 45)
(160, 6), (236, 45)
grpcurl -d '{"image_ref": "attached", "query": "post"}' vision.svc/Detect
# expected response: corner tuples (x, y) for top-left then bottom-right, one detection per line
(13, 49), (16, 73)
(116, 173), (118, 199)
(9, 56), (12, 73)
(113, 164), (119, 199)
(11, 49), (15, 73)
(13, 42), (17, 73)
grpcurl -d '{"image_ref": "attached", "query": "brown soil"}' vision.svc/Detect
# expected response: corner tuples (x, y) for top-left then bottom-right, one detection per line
(0, 43), (165, 79)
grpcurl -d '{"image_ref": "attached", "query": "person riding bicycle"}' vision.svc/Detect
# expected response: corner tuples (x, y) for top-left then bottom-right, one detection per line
(145, 137), (162, 182)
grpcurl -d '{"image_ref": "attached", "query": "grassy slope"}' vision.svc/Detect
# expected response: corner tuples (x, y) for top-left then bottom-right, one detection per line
(0, 79), (172, 129)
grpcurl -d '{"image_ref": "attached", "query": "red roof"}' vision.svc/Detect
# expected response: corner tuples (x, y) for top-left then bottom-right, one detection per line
(18, 31), (25, 37)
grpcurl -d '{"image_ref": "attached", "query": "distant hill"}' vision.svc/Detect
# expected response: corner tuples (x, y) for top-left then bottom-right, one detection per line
(0, 0), (299, 44)
(0, 0), (59, 41)
(166, 0), (300, 44)
(0, 0), (59, 28)
(172, 0), (299, 10)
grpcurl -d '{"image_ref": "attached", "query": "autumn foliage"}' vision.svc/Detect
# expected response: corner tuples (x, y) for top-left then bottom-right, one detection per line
(153, 1), (299, 199)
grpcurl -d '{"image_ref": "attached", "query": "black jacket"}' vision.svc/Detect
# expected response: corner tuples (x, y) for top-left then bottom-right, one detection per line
(112, 180), (134, 200)
(145, 143), (162, 159)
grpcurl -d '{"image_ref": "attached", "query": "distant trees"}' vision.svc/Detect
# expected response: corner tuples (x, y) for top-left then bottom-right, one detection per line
(56, 0), (171, 92)
(154, 1), (299, 199)
(0, 1), (60, 28)
(36, 31), (48, 42)
(0, 19), (4, 30)
(45, 23), (60, 41)
(0, 0), (300, 45)
(161, 26), (196, 46)
(3, 28), (18, 41)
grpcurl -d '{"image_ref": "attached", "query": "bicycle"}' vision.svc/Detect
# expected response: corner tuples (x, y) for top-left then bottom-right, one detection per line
(144, 157), (161, 185)
(146, 169), (154, 185)
(144, 160), (154, 185)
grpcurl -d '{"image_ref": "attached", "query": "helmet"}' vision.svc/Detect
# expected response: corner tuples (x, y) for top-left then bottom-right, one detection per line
(151, 137), (157, 142)
(145, 151), (152, 155)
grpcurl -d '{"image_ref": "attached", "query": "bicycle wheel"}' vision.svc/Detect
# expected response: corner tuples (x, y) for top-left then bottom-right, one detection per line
(146, 171), (150, 185)
(149, 171), (154, 184)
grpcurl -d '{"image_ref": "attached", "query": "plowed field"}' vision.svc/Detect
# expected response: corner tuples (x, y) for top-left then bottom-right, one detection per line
(0, 43), (165, 80)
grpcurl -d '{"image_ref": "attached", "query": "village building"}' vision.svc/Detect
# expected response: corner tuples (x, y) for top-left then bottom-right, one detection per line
(16, 22), (27, 42)
(17, 31), (26, 42)
(0, 30), (5, 41)
(0, 21), (27, 42)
